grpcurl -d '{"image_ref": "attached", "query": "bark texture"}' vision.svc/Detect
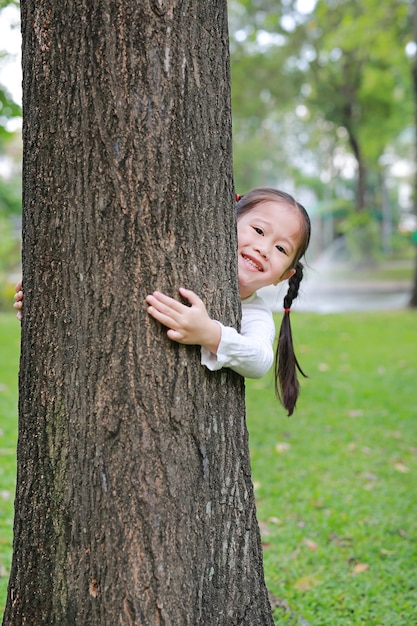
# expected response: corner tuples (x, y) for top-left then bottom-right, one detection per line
(3, 1), (273, 624)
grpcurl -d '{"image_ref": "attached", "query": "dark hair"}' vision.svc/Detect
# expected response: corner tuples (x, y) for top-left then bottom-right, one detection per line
(236, 188), (311, 416)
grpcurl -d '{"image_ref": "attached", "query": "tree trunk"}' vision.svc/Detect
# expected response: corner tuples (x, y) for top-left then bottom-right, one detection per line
(410, 254), (417, 307)
(3, 1), (274, 624)
(347, 129), (366, 212)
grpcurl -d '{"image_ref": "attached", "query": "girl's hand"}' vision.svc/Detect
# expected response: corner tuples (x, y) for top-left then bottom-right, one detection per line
(13, 281), (23, 321)
(146, 287), (221, 354)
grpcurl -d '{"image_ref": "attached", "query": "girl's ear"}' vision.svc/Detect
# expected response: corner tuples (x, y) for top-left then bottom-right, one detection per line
(274, 267), (296, 286)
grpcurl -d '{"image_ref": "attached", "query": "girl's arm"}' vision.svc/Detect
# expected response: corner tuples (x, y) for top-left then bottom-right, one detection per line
(146, 289), (275, 379)
(201, 297), (275, 379)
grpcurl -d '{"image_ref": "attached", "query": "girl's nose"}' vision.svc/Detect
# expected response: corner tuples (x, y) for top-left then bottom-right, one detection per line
(255, 244), (269, 259)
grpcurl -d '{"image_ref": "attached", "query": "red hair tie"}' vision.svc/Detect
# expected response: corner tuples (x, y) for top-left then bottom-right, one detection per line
(284, 308), (291, 314)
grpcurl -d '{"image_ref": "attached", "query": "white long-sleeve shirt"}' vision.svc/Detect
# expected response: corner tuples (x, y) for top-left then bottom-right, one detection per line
(200, 292), (275, 378)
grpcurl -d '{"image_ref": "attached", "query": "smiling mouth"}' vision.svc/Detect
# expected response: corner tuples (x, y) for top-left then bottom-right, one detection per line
(242, 255), (263, 271)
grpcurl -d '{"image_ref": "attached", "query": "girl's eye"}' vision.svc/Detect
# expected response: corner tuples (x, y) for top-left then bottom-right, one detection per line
(253, 227), (263, 235)
(276, 245), (287, 255)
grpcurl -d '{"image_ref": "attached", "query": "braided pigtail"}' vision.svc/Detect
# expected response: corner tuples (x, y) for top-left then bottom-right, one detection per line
(275, 262), (308, 416)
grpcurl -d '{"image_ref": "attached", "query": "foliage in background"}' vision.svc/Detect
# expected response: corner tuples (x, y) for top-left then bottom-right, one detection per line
(0, 129), (22, 221)
(0, 2), (21, 140)
(0, 2), (22, 309)
(339, 212), (381, 265)
(0, 0), (18, 8)
(0, 215), (20, 311)
(0, 217), (19, 270)
(0, 127), (21, 311)
(0, 88), (20, 147)
(229, 0), (417, 298)
(306, 0), (412, 215)
(0, 1), (416, 250)
(229, 0), (415, 229)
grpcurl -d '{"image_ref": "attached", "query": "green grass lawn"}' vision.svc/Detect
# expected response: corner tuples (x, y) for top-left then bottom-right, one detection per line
(1, 309), (416, 624)
(0, 313), (20, 617)
(247, 309), (417, 625)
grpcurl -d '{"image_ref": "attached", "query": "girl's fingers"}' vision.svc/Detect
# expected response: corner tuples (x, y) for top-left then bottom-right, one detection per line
(146, 288), (202, 312)
(147, 301), (182, 330)
(146, 291), (187, 316)
(146, 291), (176, 308)
(147, 307), (175, 328)
(145, 289), (205, 341)
(166, 329), (183, 341)
(178, 287), (201, 306)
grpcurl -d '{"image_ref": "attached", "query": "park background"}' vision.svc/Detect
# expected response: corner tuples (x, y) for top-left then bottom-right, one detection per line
(0, 0), (416, 624)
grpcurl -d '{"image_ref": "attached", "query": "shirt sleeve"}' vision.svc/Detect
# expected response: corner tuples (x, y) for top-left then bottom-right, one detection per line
(200, 296), (275, 379)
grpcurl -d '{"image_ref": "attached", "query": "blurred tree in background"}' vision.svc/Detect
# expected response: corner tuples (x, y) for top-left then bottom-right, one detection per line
(1, 0), (417, 303)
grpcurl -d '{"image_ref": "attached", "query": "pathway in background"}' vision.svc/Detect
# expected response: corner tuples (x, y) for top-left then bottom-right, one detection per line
(260, 261), (413, 314)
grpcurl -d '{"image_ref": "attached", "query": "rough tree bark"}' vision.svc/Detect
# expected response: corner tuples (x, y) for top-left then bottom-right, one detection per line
(3, 0), (274, 624)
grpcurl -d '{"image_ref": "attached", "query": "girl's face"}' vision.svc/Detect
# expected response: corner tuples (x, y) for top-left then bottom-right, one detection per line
(237, 200), (304, 299)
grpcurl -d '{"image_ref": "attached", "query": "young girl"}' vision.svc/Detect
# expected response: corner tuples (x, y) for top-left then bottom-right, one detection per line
(145, 187), (311, 415)
(14, 188), (311, 415)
